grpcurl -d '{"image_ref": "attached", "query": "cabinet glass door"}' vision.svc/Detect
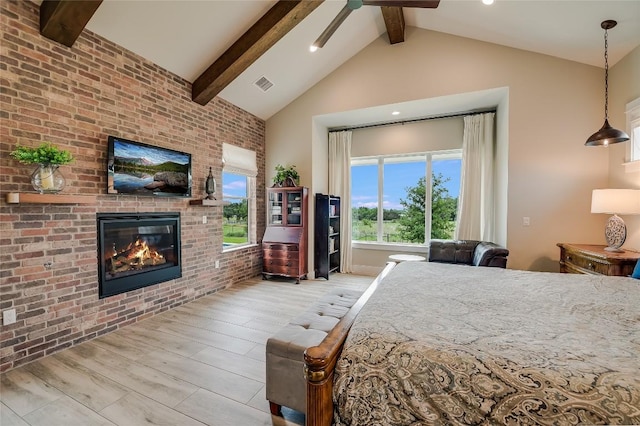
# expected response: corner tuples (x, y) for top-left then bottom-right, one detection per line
(268, 191), (283, 225)
(286, 190), (303, 226)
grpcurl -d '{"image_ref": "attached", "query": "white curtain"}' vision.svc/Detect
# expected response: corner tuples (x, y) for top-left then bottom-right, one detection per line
(328, 131), (353, 273)
(454, 113), (496, 242)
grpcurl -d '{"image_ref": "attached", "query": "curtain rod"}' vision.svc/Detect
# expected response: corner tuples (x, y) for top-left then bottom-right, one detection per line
(329, 108), (496, 132)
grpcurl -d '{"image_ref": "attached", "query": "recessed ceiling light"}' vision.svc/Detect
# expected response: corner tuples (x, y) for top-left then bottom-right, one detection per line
(392, 111), (400, 116)
(482, 0), (494, 4)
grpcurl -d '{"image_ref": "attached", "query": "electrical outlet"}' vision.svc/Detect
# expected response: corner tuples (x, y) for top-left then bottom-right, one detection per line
(3, 309), (17, 325)
(202, 215), (207, 224)
(523, 217), (530, 226)
(215, 260), (220, 269)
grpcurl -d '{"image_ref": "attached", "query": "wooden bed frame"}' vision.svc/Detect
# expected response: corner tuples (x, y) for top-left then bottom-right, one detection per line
(303, 262), (397, 426)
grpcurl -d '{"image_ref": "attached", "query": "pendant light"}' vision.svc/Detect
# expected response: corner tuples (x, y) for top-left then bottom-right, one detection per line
(585, 20), (629, 146)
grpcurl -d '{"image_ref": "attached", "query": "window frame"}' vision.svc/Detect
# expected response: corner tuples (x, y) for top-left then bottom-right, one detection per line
(624, 97), (640, 173)
(351, 149), (462, 250)
(222, 171), (256, 251)
(221, 143), (258, 252)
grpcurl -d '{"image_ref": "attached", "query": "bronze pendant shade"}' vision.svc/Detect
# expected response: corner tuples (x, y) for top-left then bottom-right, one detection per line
(585, 20), (629, 146)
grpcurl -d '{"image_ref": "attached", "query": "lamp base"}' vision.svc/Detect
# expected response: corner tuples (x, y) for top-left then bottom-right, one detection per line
(604, 214), (626, 252)
(604, 246), (624, 253)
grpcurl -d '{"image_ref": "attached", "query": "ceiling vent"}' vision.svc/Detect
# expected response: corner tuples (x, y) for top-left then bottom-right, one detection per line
(254, 76), (274, 92)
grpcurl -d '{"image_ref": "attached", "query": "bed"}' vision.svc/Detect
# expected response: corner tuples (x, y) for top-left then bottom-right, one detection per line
(304, 261), (640, 425)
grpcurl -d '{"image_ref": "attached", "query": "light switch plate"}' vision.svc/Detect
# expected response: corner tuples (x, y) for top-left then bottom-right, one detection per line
(3, 309), (17, 325)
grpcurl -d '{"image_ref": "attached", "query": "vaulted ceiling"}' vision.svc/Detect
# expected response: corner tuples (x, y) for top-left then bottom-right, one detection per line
(38, 0), (640, 120)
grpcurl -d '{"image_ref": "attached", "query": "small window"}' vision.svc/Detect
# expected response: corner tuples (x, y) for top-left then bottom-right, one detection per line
(625, 97), (640, 173)
(222, 171), (250, 247)
(222, 143), (257, 250)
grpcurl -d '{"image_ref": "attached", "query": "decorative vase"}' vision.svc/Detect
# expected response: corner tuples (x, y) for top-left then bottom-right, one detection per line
(31, 164), (65, 194)
(284, 177), (297, 187)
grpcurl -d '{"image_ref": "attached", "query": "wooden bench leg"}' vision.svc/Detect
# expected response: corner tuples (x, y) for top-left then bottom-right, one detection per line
(269, 401), (282, 416)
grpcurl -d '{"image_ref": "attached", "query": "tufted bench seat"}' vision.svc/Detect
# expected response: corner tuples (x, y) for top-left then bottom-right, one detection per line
(266, 288), (364, 415)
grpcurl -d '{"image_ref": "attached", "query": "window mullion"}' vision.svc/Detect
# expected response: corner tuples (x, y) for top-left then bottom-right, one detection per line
(377, 158), (384, 242)
(424, 154), (433, 242)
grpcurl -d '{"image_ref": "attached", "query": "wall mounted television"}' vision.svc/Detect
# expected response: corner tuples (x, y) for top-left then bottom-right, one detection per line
(107, 136), (192, 197)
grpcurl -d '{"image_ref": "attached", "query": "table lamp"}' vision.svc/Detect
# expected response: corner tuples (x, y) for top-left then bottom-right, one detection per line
(591, 189), (640, 252)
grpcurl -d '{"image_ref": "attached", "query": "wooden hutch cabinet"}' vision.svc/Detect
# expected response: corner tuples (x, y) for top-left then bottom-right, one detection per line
(262, 186), (308, 283)
(314, 193), (341, 279)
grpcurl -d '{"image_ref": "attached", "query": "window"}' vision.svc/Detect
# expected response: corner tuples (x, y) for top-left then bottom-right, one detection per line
(625, 97), (640, 173)
(222, 171), (251, 247)
(222, 143), (257, 250)
(351, 151), (462, 245)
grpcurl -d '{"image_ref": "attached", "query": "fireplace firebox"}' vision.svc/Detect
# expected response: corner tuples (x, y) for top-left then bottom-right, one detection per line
(97, 213), (181, 298)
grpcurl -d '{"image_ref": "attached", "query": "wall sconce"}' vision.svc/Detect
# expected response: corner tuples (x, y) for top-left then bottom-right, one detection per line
(591, 189), (640, 251)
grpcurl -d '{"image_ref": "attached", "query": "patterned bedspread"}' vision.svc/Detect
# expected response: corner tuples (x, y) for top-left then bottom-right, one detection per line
(333, 262), (640, 425)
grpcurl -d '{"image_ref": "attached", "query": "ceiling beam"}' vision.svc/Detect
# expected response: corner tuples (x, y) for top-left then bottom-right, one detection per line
(381, 6), (405, 45)
(192, 0), (324, 106)
(40, 0), (103, 47)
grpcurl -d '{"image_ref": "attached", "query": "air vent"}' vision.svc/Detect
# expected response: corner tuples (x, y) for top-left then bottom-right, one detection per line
(254, 76), (274, 92)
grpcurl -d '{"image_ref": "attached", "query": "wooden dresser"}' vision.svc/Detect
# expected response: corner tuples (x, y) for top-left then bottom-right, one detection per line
(557, 243), (640, 277)
(262, 186), (308, 283)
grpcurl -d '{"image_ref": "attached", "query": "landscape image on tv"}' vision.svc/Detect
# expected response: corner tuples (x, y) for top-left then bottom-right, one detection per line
(108, 136), (191, 197)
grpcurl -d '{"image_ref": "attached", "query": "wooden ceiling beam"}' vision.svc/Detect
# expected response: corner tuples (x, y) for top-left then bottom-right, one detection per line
(40, 0), (103, 47)
(192, 0), (324, 106)
(381, 6), (405, 45)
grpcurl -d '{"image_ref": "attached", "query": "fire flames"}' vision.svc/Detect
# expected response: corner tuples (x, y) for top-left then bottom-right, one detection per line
(110, 238), (166, 273)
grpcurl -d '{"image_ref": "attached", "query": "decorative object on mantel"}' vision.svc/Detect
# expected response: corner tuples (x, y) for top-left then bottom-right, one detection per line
(585, 20), (630, 146)
(272, 164), (300, 187)
(10, 142), (74, 194)
(591, 189), (640, 252)
(205, 167), (216, 200)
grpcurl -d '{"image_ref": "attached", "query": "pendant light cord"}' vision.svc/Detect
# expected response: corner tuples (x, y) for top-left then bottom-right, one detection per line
(604, 27), (609, 121)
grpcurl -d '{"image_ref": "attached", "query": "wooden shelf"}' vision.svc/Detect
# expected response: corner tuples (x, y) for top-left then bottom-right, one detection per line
(189, 198), (229, 207)
(5, 192), (96, 204)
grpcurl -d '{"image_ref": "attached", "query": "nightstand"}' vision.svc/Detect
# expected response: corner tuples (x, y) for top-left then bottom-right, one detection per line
(557, 243), (640, 276)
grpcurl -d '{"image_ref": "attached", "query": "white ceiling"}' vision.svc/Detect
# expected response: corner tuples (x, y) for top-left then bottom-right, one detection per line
(82, 0), (640, 121)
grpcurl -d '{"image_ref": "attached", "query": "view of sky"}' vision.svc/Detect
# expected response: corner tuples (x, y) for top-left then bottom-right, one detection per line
(223, 159), (461, 209)
(223, 171), (247, 198)
(352, 159), (461, 210)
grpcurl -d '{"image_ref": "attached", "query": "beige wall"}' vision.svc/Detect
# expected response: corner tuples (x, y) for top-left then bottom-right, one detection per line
(608, 45), (640, 251)
(266, 27), (626, 273)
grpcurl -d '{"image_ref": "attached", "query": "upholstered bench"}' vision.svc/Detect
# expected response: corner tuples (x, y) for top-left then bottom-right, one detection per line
(266, 288), (364, 415)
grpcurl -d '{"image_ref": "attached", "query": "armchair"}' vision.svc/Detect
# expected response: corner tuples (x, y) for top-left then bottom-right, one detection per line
(428, 240), (509, 268)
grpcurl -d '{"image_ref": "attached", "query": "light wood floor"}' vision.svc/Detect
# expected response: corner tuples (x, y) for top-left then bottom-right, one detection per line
(1, 273), (374, 426)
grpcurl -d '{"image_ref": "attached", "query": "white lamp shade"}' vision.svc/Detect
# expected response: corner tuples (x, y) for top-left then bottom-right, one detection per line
(591, 189), (640, 215)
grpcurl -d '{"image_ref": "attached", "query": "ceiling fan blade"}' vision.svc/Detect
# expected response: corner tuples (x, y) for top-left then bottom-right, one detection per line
(362, 0), (440, 7)
(312, 4), (354, 49)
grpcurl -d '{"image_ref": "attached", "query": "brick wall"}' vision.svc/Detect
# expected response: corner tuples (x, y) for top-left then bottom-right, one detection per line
(0, 0), (266, 372)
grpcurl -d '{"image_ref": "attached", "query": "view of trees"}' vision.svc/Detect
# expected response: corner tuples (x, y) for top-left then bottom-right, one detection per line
(352, 172), (457, 243)
(223, 200), (248, 243)
(398, 173), (457, 241)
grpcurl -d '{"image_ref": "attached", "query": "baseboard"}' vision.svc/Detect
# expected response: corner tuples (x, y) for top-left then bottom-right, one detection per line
(351, 264), (385, 277)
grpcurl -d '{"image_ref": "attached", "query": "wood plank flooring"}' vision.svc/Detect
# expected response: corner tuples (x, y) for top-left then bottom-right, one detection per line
(1, 273), (374, 426)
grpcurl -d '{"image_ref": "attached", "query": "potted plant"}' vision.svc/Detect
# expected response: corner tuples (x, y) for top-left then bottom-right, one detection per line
(10, 142), (74, 194)
(273, 164), (300, 187)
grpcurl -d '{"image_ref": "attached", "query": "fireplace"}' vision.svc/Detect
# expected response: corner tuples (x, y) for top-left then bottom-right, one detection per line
(97, 213), (181, 298)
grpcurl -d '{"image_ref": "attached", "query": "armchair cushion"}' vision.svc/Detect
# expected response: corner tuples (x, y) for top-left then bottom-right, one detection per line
(429, 240), (509, 268)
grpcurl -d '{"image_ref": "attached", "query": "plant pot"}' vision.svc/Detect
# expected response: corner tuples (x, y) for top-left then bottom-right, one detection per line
(31, 164), (65, 194)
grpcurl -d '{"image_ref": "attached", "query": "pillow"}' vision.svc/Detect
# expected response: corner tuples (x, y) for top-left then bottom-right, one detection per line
(632, 259), (640, 279)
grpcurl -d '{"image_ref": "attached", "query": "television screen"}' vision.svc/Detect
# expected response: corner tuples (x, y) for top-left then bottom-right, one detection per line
(107, 136), (192, 197)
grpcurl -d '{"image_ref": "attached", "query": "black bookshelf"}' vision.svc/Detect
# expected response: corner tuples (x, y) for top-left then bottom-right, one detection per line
(314, 193), (341, 280)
